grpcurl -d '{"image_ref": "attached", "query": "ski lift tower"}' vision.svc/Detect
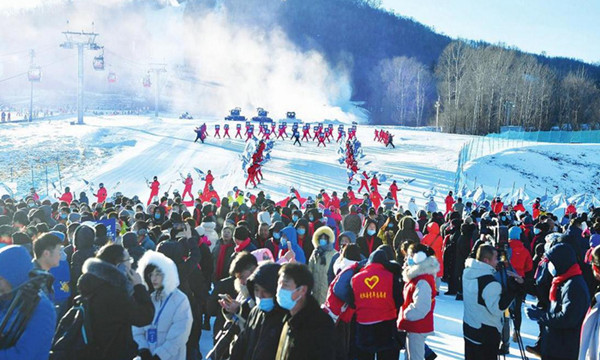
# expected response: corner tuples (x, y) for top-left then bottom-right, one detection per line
(60, 29), (102, 124)
(27, 50), (41, 122)
(148, 63), (166, 118)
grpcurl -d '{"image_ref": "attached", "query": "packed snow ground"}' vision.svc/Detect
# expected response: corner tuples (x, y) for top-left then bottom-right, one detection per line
(2, 114), (598, 359)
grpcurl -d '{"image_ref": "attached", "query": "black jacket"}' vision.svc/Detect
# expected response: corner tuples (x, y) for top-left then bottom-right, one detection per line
(230, 306), (287, 360)
(77, 258), (154, 360)
(275, 295), (335, 360)
(208, 276), (236, 340)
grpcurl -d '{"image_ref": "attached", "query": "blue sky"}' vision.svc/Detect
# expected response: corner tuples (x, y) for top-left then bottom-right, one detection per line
(381, 1), (599, 64)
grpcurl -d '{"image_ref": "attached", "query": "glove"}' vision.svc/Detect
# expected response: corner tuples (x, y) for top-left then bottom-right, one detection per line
(525, 306), (543, 321)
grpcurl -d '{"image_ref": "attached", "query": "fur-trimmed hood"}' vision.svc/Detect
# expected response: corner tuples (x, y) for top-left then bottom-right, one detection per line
(312, 225), (336, 248)
(402, 256), (440, 282)
(82, 257), (133, 295)
(136, 250), (180, 296)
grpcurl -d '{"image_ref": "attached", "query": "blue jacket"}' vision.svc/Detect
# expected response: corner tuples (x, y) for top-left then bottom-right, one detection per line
(50, 259), (71, 303)
(280, 226), (306, 264)
(540, 243), (590, 359)
(0, 245), (56, 360)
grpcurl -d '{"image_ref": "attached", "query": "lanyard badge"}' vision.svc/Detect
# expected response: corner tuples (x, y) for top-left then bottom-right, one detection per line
(147, 293), (173, 344)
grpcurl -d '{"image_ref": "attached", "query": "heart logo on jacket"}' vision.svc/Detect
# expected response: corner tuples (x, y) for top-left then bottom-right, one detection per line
(364, 275), (379, 290)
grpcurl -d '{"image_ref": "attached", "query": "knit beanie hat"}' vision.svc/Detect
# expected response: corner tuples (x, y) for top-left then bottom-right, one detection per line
(234, 225), (251, 241)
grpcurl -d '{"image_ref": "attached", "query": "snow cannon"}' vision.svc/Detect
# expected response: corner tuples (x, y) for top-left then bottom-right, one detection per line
(252, 107), (273, 123)
(225, 107), (246, 121)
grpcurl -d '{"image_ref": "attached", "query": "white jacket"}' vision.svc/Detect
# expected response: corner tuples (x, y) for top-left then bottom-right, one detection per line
(132, 251), (193, 360)
(200, 221), (219, 251)
(462, 258), (504, 334)
(579, 292), (600, 360)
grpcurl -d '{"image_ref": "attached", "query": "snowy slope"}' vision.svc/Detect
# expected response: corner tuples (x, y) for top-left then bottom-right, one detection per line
(462, 144), (600, 212)
(0, 115), (470, 210)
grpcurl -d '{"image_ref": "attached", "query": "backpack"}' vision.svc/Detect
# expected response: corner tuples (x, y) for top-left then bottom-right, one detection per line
(49, 295), (98, 360)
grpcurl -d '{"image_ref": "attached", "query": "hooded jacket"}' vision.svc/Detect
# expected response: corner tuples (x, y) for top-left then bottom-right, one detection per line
(70, 225), (96, 295)
(200, 220), (219, 251)
(357, 218), (382, 258)
(308, 226), (337, 304)
(0, 246), (56, 360)
(393, 216), (421, 251)
(398, 255), (439, 333)
(508, 239), (533, 278)
(132, 251), (192, 360)
(78, 257), (154, 360)
(230, 263), (287, 360)
(539, 243), (590, 359)
(421, 222), (443, 278)
(279, 226), (306, 264)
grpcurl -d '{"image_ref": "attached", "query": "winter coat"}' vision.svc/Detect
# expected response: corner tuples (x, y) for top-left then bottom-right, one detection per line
(452, 202), (465, 217)
(279, 226), (306, 264)
(398, 256), (439, 334)
(308, 226), (337, 304)
(393, 216), (421, 251)
(78, 258), (155, 360)
(230, 305), (287, 360)
(508, 239), (533, 277)
(579, 291), (600, 360)
(408, 201), (419, 217)
(200, 220), (219, 251)
(70, 225), (97, 295)
(421, 222), (443, 278)
(462, 258), (505, 334)
(539, 244), (590, 359)
(133, 251), (193, 360)
(0, 246), (56, 360)
(425, 199), (437, 213)
(275, 295), (335, 360)
(212, 239), (235, 281)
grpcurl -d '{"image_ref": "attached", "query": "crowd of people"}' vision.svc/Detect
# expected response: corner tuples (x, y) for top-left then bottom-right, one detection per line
(0, 179), (599, 360)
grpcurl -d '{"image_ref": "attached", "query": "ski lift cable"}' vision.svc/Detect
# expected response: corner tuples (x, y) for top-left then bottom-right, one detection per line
(0, 55), (72, 84)
(0, 43), (56, 58)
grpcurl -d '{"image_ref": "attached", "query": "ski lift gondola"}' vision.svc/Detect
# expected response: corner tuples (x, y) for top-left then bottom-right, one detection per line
(107, 71), (117, 83)
(27, 66), (41, 82)
(93, 48), (105, 71)
(142, 73), (151, 88)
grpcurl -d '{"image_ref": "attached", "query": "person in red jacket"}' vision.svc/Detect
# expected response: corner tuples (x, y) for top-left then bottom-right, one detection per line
(59, 187), (73, 204)
(347, 186), (359, 205)
(398, 243), (439, 360)
(565, 202), (577, 217)
(201, 184), (221, 206)
(445, 191), (455, 215)
(246, 164), (258, 188)
(532, 197), (541, 219)
(491, 196), (504, 214)
(370, 174), (381, 194)
(358, 171), (370, 194)
(203, 170), (214, 193)
(30, 187), (40, 202)
(421, 222), (443, 289)
(513, 199), (526, 213)
(147, 176), (160, 205)
(94, 183), (108, 204)
(182, 173), (194, 201)
(389, 180), (400, 207)
(507, 226), (533, 340)
(370, 187), (383, 210)
(351, 248), (402, 360)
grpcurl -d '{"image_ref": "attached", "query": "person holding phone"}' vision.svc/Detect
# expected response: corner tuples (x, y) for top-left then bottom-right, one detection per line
(78, 244), (155, 360)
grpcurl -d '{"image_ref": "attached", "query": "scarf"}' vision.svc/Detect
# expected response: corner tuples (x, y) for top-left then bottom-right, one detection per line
(235, 237), (252, 252)
(366, 235), (375, 254)
(198, 235), (212, 248)
(549, 263), (582, 302)
(215, 242), (234, 280)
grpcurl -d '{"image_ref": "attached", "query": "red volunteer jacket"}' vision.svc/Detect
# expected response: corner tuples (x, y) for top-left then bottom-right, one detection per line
(397, 274), (435, 333)
(351, 263), (397, 324)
